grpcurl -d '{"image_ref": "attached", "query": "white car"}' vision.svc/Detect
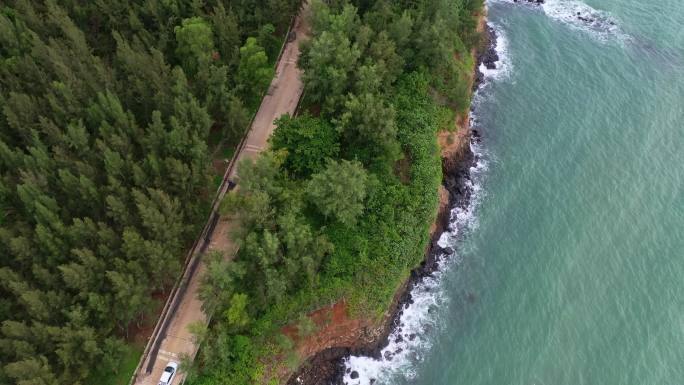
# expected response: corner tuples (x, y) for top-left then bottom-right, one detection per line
(158, 361), (178, 385)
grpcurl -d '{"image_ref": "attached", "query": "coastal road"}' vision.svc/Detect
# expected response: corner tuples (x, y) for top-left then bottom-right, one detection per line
(228, 18), (306, 179)
(132, 5), (309, 385)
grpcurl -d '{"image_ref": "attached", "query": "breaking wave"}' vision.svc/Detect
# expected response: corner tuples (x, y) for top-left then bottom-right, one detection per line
(490, 0), (628, 41)
(478, 23), (513, 82)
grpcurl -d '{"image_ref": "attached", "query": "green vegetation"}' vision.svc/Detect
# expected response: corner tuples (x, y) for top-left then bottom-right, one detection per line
(0, 1), (300, 384)
(192, 0), (483, 384)
(237, 37), (275, 107)
(0, 0), (482, 383)
(307, 159), (369, 226)
(271, 114), (340, 177)
(97, 343), (144, 385)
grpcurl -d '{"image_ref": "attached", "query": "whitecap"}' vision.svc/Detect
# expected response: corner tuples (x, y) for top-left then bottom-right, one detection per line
(541, 0), (625, 40)
(487, 0), (627, 42)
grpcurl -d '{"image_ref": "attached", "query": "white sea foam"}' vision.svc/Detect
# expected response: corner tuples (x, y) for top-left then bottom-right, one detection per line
(541, 0), (624, 40)
(341, 269), (449, 385)
(488, 0), (627, 42)
(478, 22), (513, 82)
(438, 145), (488, 248)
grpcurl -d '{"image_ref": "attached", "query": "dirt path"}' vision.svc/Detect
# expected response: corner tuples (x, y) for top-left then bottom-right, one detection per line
(132, 5), (309, 385)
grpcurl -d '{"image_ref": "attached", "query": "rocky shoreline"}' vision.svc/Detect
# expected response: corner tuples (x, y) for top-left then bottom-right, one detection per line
(474, 25), (500, 90)
(286, 20), (496, 385)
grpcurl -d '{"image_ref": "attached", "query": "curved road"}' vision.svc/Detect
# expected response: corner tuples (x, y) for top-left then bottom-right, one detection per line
(132, 5), (308, 385)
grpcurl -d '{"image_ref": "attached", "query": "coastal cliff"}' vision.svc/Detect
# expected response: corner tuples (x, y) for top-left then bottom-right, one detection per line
(285, 135), (475, 385)
(284, 11), (494, 384)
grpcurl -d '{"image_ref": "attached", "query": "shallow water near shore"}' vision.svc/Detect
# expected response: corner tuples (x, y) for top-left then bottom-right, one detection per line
(342, 0), (684, 384)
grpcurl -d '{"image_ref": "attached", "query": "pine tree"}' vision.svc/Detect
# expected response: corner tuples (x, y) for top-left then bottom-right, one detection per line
(237, 37), (273, 107)
(336, 92), (401, 169)
(307, 159), (369, 226)
(0, 0), (301, 382)
(175, 17), (215, 77)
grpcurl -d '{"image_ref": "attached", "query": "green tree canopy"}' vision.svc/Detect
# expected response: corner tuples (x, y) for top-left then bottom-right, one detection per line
(0, 0), (300, 383)
(162, 0), (484, 383)
(218, 152), (333, 309)
(237, 37), (274, 107)
(224, 293), (250, 331)
(174, 17), (215, 76)
(307, 159), (369, 226)
(336, 92), (402, 170)
(271, 114), (340, 177)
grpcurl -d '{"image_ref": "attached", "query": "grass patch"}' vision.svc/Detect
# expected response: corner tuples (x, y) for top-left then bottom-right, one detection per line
(213, 174), (223, 191)
(222, 145), (236, 160)
(92, 342), (144, 385)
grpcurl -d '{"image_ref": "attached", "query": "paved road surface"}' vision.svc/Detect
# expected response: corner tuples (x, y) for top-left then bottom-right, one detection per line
(133, 6), (308, 385)
(228, 22), (306, 179)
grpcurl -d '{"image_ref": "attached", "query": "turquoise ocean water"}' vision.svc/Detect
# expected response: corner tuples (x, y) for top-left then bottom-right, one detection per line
(343, 0), (684, 384)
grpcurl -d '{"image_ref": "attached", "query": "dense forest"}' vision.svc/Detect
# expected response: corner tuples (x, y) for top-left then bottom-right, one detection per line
(193, 0), (483, 384)
(0, 0), (299, 384)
